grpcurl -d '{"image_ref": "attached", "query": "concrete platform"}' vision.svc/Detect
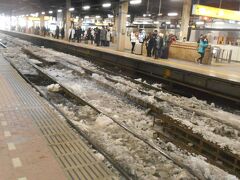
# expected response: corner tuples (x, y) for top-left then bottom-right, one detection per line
(0, 55), (115, 180)
(1, 30), (240, 102)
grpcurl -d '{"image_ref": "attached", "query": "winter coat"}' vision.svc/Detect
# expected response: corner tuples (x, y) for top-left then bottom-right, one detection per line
(100, 29), (107, 41)
(68, 28), (75, 39)
(106, 31), (111, 42)
(198, 40), (208, 54)
(130, 32), (137, 43)
(155, 36), (163, 49)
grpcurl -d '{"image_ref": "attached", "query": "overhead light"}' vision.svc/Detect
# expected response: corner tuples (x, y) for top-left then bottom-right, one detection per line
(69, 7), (75, 11)
(158, 13), (162, 16)
(229, 20), (235, 24)
(41, 12), (45, 15)
(143, 14), (146, 17)
(154, 21), (159, 24)
(83, 5), (90, 10)
(26, 14), (29, 17)
(76, 16), (79, 19)
(84, 16), (89, 18)
(96, 15), (101, 18)
(147, 14), (151, 17)
(196, 21), (204, 25)
(130, 0), (142, 5)
(57, 9), (62, 13)
(102, 3), (111, 8)
(166, 21), (171, 25)
(108, 14), (114, 18)
(126, 14), (131, 17)
(35, 12), (39, 17)
(49, 10), (53, 14)
(168, 12), (178, 16)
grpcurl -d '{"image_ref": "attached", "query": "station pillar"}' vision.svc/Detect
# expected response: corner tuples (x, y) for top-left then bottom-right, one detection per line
(65, 0), (71, 40)
(40, 15), (44, 35)
(180, 0), (192, 41)
(116, 1), (128, 52)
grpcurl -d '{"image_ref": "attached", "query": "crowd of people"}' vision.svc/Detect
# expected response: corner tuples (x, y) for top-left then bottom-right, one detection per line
(130, 29), (177, 59)
(67, 26), (112, 46)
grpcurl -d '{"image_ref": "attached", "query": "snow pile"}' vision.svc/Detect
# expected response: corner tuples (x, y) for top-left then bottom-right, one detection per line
(184, 156), (238, 180)
(47, 84), (62, 92)
(95, 114), (113, 128)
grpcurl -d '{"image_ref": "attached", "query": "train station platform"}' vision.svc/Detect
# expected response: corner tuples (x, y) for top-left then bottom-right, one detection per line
(1, 30), (240, 102)
(0, 55), (115, 180)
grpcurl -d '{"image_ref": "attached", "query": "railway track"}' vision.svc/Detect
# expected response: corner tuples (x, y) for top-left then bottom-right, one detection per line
(22, 47), (240, 178)
(1, 34), (239, 179)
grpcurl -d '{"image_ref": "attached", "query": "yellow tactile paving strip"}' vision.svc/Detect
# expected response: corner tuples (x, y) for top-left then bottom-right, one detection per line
(0, 56), (115, 180)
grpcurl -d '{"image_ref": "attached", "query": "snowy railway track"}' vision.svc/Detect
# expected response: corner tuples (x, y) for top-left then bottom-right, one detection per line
(21, 50), (201, 179)
(22, 48), (240, 178)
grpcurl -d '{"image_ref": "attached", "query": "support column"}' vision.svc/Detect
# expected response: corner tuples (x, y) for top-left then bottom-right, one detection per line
(65, 0), (71, 40)
(40, 15), (44, 35)
(179, 0), (192, 41)
(116, 1), (128, 51)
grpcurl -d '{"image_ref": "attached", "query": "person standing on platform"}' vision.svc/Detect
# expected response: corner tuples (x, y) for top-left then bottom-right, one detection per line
(130, 31), (137, 54)
(138, 29), (145, 55)
(60, 27), (65, 39)
(75, 27), (81, 43)
(146, 33), (155, 57)
(68, 27), (75, 42)
(106, 28), (112, 47)
(197, 35), (208, 64)
(55, 26), (60, 39)
(95, 27), (101, 46)
(154, 33), (163, 59)
(100, 26), (107, 46)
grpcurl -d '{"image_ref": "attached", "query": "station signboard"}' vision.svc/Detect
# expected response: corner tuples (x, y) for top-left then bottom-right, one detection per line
(192, 4), (240, 21)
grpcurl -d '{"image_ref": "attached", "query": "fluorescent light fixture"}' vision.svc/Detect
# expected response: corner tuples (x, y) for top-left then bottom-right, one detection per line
(108, 14), (114, 18)
(158, 13), (162, 16)
(76, 16), (79, 19)
(102, 3), (111, 8)
(154, 21), (159, 24)
(57, 9), (62, 13)
(166, 21), (171, 25)
(83, 5), (90, 10)
(147, 14), (151, 17)
(168, 12), (178, 16)
(96, 15), (101, 18)
(126, 14), (131, 17)
(130, 0), (142, 5)
(49, 10), (53, 14)
(69, 7), (75, 11)
(229, 20), (235, 24)
(143, 14), (146, 17)
(196, 21), (204, 25)
(214, 21), (224, 25)
(41, 12), (45, 15)
(84, 16), (89, 18)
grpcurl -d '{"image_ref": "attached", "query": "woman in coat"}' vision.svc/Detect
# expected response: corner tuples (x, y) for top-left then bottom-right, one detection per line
(197, 35), (208, 64)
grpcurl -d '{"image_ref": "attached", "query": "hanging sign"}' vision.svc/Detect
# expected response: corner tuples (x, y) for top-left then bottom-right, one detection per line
(192, 4), (240, 21)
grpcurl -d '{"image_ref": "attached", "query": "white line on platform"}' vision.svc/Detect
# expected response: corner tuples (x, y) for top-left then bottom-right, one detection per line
(7, 142), (16, 150)
(1, 121), (7, 126)
(18, 177), (27, 180)
(4, 131), (11, 137)
(12, 158), (22, 168)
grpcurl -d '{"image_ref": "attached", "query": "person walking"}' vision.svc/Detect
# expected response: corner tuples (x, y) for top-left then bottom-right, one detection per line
(60, 27), (65, 39)
(130, 31), (137, 54)
(197, 35), (208, 64)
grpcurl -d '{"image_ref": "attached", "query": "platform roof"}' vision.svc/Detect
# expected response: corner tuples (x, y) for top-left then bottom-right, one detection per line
(0, 0), (239, 18)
